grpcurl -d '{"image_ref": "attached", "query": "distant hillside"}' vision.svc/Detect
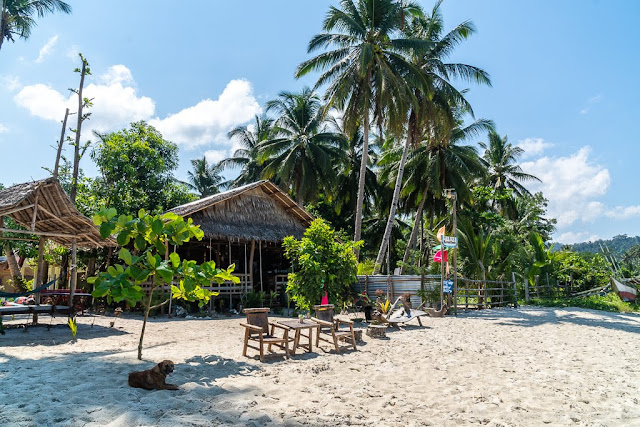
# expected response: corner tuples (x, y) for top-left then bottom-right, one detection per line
(564, 235), (640, 256)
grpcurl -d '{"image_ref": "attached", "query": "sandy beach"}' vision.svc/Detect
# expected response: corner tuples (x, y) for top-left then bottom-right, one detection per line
(1, 306), (639, 427)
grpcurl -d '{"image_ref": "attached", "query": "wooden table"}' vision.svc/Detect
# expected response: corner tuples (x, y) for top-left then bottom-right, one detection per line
(278, 319), (320, 355)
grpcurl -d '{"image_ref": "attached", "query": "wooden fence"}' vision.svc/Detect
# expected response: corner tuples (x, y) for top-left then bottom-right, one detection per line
(354, 274), (518, 311)
(457, 276), (518, 309)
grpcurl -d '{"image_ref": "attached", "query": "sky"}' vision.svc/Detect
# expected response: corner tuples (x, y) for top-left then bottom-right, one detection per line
(0, 0), (639, 244)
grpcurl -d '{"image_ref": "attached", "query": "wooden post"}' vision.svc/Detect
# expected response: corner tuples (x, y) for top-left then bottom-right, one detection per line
(524, 277), (530, 303)
(69, 238), (77, 311)
(244, 242), (248, 290)
(249, 240), (255, 289)
(228, 240), (232, 309)
(512, 272), (518, 308)
(259, 240), (263, 293)
(452, 193), (457, 316)
(33, 236), (46, 324)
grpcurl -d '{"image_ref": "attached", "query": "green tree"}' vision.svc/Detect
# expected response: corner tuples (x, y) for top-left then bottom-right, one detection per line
(374, 1), (491, 272)
(0, 0), (71, 51)
(90, 208), (239, 360)
(283, 218), (362, 311)
(479, 130), (541, 204)
(397, 117), (491, 272)
(296, 0), (429, 257)
(259, 88), (342, 204)
(186, 156), (223, 198)
(91, 121), (194, 215)
(221, 115), (274, 187)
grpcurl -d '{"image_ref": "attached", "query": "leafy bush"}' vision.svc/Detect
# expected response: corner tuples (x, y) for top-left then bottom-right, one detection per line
(528, 293), (639, 313)
(283, 219), (362, 311)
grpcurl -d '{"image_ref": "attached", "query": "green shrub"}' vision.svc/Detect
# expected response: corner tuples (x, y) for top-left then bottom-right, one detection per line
(283, 219), (362, 312)
(528, 293), (639, 313)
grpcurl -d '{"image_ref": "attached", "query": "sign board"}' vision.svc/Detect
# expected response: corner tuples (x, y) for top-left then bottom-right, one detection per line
(443, 279), (453, 294)
(442, 235), (458, 248)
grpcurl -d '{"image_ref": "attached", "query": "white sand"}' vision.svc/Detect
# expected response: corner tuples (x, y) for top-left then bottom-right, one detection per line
(1, 306), (639, 426)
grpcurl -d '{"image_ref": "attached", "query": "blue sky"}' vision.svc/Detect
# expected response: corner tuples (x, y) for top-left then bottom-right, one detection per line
(0, 0), (638, 244)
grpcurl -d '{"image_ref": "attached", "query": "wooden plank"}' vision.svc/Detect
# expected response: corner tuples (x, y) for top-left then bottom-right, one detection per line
(31, 190), (40, 231)
(0, 203), (35, 217)
(0, 227), (81, 239)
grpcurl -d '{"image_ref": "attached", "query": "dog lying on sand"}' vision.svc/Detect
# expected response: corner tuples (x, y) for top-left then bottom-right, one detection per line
(128, 360), (179, 390)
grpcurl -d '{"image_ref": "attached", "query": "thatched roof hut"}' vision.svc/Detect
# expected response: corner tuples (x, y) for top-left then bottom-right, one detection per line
(169, 180), (313, 243)
(0, 177), (115, 249)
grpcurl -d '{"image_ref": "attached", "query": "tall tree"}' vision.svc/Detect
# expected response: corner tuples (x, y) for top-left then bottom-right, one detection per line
(0, 0), (71, 51)
(91, 121), (194, 215)
(186, 156), (223, 198)
(374, 2), (491, 272)
(296, 0), (429, 258)
(258, 88), (342, 205)
(221, 115), (274, 187)
(69, 53), (92, 205)
(398, 117), (492, 272)
(479, 130), (541, 201)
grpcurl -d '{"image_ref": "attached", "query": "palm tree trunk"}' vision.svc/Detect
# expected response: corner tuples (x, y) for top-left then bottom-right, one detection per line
(353, 106), (370, 261)
(0, 0), (6, 52)
(400, 183), (429, 274)
(374, 132), (413, 274)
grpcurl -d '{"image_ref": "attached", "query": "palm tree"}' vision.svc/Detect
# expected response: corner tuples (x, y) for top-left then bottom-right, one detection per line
(258, 88), (342, 205)
(397, 117), (493, 272)
(374, 2), (491, 272)
(479, 130), (541, 202)
(329, 116), (378, 222)
(221, 115), (274, 187)
(0, 0), (71, 51)
(458, 217), (495, 306)
(295, 0), (430, 258)
(186, 156), (223, 198)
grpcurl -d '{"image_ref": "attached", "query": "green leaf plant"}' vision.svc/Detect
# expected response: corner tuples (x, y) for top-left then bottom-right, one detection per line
(89, 208), (239, 360)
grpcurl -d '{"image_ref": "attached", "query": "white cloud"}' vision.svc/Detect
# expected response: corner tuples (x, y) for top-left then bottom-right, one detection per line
(100, 65), (134, 86)
(14, 83), (68, 121)
(605, 205), (640, 220)
(0, 124), (8, 133)
(35, 35), (58, 63)
(150, 79), (261, 149)
(1, 75), (21, 91)
(203, 149), (228, 165)
(517, 137), (553, 158)
(14, 66), (155, 136)
(556, 231), (601, 245)
(521, 146), (610, 227)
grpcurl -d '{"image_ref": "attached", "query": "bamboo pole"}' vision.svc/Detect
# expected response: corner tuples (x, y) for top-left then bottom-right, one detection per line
(259, 240), (263, 293)
(69, 238), (77, 310)
(33, 236), (46, 324)
(512, 272), (518, 308)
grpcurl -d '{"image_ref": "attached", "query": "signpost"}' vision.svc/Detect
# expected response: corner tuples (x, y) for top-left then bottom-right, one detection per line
(443, 279), (453, 294)
(442, 235), (457, 248)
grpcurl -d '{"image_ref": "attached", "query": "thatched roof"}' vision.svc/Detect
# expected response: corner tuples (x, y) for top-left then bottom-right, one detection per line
(168, 181), (314, 242)
(0, 177), (116, 248)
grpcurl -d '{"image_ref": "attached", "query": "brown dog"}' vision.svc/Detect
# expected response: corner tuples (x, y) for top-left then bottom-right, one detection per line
(128, 360), (179, 390)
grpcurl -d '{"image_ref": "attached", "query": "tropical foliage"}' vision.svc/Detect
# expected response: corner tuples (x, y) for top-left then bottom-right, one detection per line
(89, 208), (238, 359)
(283, 219), (362, 311)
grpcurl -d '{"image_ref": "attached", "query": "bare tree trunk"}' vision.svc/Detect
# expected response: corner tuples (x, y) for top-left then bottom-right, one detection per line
(53, 108), (70, 179)
(70, 56), (88, 204)
(400, 184), (429, 274)
(478, 261), (486, 307)
(374, 132), (413, 274)
(0, 217), (24, 289)
(353, 83), (370, 261)
(138, 284), (155, 360)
